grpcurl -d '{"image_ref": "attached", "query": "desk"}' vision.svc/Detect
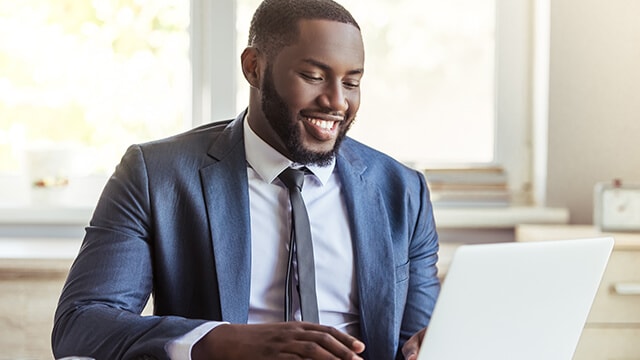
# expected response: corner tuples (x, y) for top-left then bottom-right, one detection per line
(0, 238), (79, 359)
(516, 225), (640, 360)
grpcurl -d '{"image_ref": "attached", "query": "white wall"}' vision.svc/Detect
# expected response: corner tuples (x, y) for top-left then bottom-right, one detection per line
(543, 0), (640, 224)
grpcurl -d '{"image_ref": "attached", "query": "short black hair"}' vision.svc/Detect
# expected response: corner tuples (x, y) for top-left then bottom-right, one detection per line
(248, 0), (360, 58)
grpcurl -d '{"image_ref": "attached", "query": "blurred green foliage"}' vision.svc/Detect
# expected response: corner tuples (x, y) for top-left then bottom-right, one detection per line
(0, 0), (189, 173)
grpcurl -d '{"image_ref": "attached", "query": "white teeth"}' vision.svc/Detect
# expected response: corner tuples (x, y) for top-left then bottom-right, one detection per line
(308, 118), (334, 130)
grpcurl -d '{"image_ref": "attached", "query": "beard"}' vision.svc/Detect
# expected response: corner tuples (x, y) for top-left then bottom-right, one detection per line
(260, 66), (351, 166)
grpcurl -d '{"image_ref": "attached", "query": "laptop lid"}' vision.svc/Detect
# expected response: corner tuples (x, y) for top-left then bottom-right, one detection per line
(418, 237), (613, 360)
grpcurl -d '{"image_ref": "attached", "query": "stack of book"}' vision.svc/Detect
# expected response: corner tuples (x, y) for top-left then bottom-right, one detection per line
(423, 166), (510, 207)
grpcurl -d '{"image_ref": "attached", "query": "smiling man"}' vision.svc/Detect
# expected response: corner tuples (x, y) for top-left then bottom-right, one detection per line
(247, 17), (363, 167)
(52, 1), (440, 359)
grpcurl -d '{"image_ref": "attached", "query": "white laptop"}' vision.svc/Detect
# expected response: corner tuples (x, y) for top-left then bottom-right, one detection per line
(418, 237), (614, 360)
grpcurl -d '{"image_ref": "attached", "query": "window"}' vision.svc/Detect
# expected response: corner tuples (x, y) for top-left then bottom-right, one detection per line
(0, 0), (532, 207)
(234, 0), (533, 200)
(237, 0), (495, 163)
(0, 0), (190, 202)
(0, 0), (190, 205)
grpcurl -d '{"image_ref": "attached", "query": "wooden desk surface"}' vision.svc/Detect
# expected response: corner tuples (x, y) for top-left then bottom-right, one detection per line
(516, 224), (640, 250)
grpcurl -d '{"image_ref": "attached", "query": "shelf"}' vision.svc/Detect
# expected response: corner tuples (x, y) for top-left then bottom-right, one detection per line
(0, 206), (93, 225)
(433, 206), (569, 229)
(0, 205), (570, 228)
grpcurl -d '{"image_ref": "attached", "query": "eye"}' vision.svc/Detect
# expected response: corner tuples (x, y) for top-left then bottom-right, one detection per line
(300, 73), (322, 82)
(343, 80), (360, 89)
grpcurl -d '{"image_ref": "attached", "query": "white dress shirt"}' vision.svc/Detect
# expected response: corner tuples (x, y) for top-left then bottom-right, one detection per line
(166, 118), (359, 358)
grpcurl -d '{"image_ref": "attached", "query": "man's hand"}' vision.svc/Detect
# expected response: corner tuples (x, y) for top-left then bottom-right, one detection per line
(192, 322), (366, 360)
(401, 327), (427, 360)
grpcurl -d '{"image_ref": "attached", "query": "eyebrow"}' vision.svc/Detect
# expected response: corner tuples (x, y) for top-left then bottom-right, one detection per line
(301, 58), (364, 76)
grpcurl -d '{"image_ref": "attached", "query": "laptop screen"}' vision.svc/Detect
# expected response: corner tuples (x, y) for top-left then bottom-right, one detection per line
(418, 237), (613, 360)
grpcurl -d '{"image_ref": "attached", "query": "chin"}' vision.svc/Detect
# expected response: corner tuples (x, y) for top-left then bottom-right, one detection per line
(305, 141), (337, 154)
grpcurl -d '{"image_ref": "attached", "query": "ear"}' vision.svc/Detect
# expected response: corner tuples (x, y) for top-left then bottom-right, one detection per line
(241, 47), (263, 89)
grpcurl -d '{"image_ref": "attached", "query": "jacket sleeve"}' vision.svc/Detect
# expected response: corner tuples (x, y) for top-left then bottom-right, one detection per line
(396, 170), (441, 359)
(52, 145), (208, 360)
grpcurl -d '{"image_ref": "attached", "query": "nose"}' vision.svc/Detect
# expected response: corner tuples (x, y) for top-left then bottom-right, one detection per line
(319, 81), (349, 113)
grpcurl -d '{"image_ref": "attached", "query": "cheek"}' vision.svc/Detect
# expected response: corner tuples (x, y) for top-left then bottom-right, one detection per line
(269, 68), (308, 110)
(347, 92), (361, 114)
(280, 82), (317, 111)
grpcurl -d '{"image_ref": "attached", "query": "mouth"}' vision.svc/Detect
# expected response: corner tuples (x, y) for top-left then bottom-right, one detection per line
(301, 113), (343, 142)
(307, 117), (339, 130)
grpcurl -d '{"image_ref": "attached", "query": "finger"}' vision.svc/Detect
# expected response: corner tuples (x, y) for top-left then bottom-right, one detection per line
(313, 331), (364, 359)
(299, 323), (365, 353)
(290, 326), (364, 359)
(403, 326), (429, 360)
(286, 343), (364, 360)
(324, 326), (365, 353)
(402, 343), (419, 360)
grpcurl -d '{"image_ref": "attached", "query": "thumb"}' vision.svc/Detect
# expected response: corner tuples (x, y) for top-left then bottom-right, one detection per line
(402, 341), (419, 360)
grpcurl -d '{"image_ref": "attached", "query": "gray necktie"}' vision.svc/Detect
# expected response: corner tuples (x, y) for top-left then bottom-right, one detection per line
(278, 167), (320, 323)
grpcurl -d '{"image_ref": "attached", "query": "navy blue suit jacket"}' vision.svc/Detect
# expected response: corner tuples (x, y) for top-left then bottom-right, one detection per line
(52, 113), (440, 360)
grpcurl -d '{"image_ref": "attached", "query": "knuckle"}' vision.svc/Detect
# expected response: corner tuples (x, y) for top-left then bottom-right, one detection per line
(303, 341), (320, 353)
(326, 326), (342, 337)
(318, 332), (334, 344)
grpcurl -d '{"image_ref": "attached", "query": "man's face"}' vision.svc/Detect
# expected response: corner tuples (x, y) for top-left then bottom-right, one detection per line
(254, 19), (364, 166)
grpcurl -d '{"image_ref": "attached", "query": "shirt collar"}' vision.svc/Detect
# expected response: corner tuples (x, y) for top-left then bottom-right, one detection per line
(243, 116), (335, 185)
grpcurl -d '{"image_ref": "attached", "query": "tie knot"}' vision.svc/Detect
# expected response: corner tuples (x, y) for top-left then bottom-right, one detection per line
(279, 167), (305, 192)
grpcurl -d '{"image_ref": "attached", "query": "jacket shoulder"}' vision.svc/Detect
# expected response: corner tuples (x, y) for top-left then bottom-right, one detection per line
(340, 137), (420, 178)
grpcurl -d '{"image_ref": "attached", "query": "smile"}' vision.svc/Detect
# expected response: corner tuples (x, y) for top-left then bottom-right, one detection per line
(306, 117), (337, 130)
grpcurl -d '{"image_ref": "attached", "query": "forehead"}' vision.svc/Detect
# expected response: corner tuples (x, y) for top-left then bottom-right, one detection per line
(274, 19), (364, 71)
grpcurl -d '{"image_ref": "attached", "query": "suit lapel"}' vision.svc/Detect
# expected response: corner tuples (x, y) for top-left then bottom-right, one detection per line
(200, 115), (252, 323)
(337, 145), (398, 359)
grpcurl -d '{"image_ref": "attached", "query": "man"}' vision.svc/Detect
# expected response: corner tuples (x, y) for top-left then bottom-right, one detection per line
(52, 0), (440, 359)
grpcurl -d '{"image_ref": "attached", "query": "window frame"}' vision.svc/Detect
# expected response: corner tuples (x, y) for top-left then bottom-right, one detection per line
(190, 0), (238, 125)
(494, 0), (533, 202)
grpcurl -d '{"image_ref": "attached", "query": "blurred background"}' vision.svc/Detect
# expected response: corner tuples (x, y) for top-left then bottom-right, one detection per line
(1, 0), (640, 358)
